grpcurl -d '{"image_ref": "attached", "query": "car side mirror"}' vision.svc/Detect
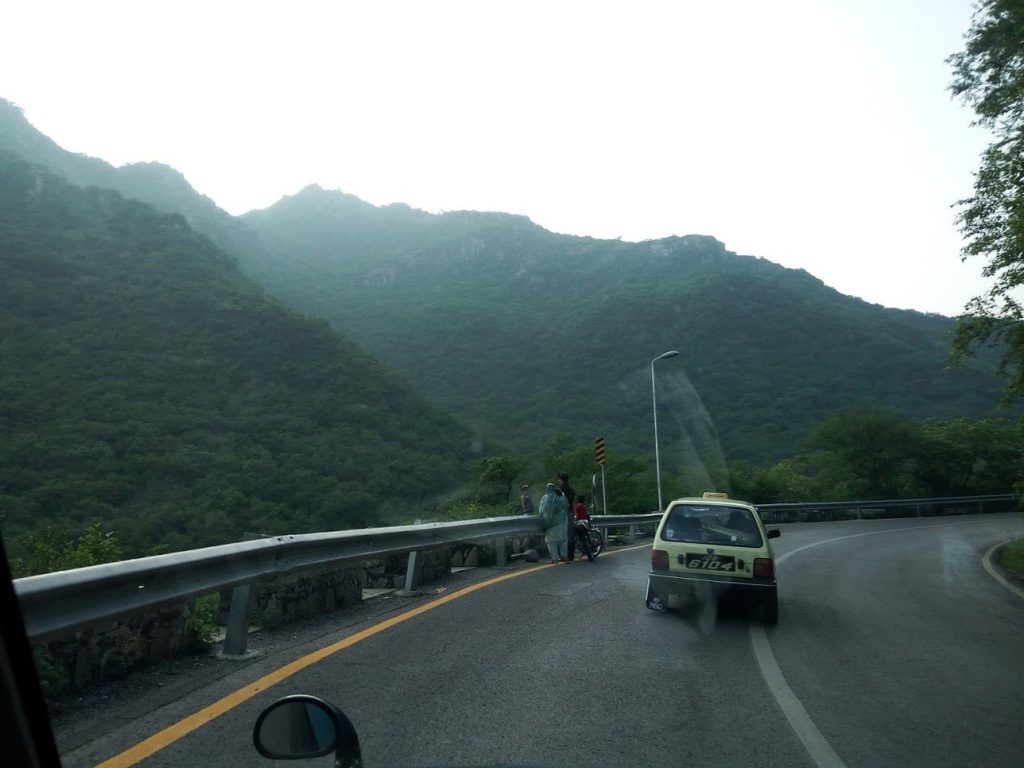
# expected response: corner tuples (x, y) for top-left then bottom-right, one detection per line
(254, 695), (361, 767)
(767, 529), (781, 539)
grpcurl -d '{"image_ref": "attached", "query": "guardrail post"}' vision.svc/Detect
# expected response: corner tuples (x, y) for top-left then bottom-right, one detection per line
(404, 550), (421, 592)
(222, 532), (262, 656)
(494, 536), (507, 567)
(628, 524), (637, 544)
(402, 519), (424, 594)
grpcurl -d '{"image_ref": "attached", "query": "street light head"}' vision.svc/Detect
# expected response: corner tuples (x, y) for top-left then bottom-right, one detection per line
(653, 350), (680, 362)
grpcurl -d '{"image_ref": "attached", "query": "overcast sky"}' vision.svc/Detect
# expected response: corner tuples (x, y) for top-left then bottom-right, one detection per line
(0, 0), (992, 316)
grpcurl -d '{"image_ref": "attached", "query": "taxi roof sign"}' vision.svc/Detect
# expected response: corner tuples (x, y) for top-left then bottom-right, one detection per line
(702, 491), (729, 499)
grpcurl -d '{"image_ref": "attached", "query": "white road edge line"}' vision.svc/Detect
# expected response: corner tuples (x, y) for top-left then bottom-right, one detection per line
(750, 623), (848, 768)
(775, 517), (1001, 567)
(750, 517), (1011, 768)
(982, 540), (1024, 601)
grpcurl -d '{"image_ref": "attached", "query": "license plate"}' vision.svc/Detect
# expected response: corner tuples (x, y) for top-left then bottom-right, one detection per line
(683, 553), (736, 571)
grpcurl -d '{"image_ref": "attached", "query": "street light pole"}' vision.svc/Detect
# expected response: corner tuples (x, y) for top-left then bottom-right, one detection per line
(651, 350), (679, 512)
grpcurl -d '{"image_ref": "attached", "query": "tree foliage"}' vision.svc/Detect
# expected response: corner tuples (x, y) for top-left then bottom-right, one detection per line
(472, 454), (529, 503)
(806, 409), (923, 498)
(10, 522), (122, 578)
(948, 1), (1024, 397)
(728, 409), (1022, 502)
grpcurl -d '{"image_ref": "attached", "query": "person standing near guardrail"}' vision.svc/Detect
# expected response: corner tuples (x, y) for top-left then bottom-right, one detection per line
(557, 473), (576, 560)
(518, 483), (535, 554)
(519, 484), (533, 515)
(538, 483), (569, 563)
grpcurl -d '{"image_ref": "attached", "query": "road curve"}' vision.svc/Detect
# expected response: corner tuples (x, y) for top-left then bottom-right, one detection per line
(59, 513), (1024, 768)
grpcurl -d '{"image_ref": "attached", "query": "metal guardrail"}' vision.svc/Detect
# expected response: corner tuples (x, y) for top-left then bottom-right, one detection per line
(756, 494), (1017, 522)
(591, 495), (1017, 534)
(591, 513), (663, 527)
(14, 495), (1016, 643)
(14, 512), (664, 642)
(588, 513), (663, 544)
(15, 515), (543, 642)
(757, 494), (1015, 513)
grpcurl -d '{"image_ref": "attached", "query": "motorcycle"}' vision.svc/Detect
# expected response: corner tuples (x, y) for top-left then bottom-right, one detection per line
(572, 518), (603, 561)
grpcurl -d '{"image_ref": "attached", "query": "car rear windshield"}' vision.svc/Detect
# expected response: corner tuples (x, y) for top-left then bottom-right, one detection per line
(659, 504), (764, 548)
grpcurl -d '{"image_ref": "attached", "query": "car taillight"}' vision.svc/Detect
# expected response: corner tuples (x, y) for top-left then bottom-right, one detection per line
(753, 558), (774, 578)
(651, 549), (669, 571)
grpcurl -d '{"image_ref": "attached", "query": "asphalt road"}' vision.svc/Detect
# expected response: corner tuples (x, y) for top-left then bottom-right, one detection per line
(58, 513), (1024, 768)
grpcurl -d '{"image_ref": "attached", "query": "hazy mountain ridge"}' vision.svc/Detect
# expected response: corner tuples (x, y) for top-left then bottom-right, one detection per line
(239, 190), (1006, 462)
(0, 98), (270, 271)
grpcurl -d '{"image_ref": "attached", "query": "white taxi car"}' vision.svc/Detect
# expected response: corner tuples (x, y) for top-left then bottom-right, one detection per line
(645, 493), (780, 623)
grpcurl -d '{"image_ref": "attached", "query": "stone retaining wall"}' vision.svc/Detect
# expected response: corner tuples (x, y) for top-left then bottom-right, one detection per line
(35, 599), (198, 699)
(37, 545), (464, 698)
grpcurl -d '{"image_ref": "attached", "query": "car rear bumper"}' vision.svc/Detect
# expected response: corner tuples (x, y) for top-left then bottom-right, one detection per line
(648, 570), (776, 597)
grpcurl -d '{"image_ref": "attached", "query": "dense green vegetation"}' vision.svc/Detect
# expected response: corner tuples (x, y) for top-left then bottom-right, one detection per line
(0, 153), (481, 561)
(447, 410), (1023, 525)
(451, 436), (669, 519)
(7, 522), (122, 579)
(728, 409), (1022, 502)
(1000, 539), (1024, 580)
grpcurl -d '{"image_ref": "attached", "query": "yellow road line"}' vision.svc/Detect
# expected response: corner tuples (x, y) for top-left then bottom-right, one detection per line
(600, 542), (648, 556)
(98, 561), (557, 767)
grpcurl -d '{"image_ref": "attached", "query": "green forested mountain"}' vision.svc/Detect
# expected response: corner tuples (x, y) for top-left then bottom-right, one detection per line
(238, 186), (1008, 463)
(0, 97), (1008, 470)
(0, 152), (479, 558)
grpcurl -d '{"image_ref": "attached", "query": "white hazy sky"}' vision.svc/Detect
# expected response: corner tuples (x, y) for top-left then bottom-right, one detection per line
(0, 0), (993, 316)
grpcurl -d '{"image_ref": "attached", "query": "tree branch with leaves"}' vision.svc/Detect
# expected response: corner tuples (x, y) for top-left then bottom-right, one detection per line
(948, 0), (1024, 397)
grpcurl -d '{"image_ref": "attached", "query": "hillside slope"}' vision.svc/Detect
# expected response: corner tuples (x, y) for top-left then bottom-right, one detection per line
(0, 153), (479, 556)
(240, 186), (1007, 462)
(0, 98), (267, 267)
